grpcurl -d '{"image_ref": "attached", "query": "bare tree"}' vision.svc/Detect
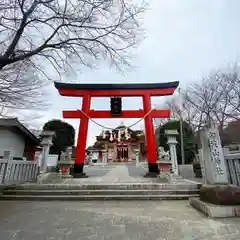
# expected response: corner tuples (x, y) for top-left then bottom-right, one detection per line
(154, 94), (199, 131)
(0, 59), (49, 115)
(0, 0), (147, 74)
(155, 64), (240, 136)
(0, 0), (147, 119)
(183, 65), (240, 133)
(164, 96), (197, 127)
(24, 120), (43, 137)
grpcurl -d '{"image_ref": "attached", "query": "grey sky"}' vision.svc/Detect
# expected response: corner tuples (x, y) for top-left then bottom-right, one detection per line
(38, 0), (240, 146)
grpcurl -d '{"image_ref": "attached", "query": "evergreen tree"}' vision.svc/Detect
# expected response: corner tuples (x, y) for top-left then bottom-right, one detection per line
(157, 120), (197, 164)
(43, 119), (75, 156)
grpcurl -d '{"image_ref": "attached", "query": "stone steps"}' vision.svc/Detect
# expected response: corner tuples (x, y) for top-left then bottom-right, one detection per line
(0, 194), (199, 201)
(3, 183), (201, 190)
(0, 182), (200, 201)
(3, 189), (200, 196)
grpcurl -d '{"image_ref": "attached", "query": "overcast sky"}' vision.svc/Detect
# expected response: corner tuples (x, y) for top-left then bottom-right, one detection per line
(36, 0), (240, 146)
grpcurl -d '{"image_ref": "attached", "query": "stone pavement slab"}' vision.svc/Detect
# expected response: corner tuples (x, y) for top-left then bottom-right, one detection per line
(40, 164), (200, 186)
(127, 164), (148, 177)
(64, 164), (154, 184)
(98, 165), (135, 182)
(0, 200), (240, 240)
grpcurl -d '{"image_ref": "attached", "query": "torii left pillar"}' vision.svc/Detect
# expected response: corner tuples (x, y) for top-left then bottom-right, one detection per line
(74, 95), (91, 178)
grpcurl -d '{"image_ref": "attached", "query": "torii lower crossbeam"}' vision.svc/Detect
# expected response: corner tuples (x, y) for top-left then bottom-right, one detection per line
(63, 109), (171, 119)
(54, 81), (179, 178)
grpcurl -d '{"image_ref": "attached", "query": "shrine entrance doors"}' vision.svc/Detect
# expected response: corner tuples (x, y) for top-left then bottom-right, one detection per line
(117, 144), (128, 162)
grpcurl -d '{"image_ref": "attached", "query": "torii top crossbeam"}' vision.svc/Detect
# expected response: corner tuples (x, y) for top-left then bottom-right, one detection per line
(54, 81), (179, 97)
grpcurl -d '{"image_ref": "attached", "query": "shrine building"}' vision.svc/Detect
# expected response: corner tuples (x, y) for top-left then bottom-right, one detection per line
(87, 122), (146, 162)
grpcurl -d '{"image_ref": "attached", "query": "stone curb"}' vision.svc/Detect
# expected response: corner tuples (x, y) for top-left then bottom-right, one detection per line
(0, 194), (200, 201)
(189, 197), (240, 218)
(3, 189), (200, 196)
(5, 183), (201, 190)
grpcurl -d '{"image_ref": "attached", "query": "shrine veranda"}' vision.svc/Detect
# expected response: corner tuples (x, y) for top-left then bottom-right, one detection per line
(54, 81), (179, 178)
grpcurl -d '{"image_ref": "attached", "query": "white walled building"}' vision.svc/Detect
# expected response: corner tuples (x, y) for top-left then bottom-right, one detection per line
(0, 118), (40, 160)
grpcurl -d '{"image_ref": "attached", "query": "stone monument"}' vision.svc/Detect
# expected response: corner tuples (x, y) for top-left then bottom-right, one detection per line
(189, 122), (240, 218)
(199, 123), (228, 184)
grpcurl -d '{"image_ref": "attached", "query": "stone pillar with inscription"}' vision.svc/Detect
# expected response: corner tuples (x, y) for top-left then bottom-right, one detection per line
(199, 122), (228, 184)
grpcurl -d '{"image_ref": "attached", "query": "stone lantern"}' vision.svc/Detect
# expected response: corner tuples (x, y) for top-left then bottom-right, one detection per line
(37, 130), (55, 183)
(39, 131), (55, 172)
(165, 129), (179, 175)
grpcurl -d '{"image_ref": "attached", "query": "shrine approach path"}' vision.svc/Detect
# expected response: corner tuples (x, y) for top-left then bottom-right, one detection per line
(1, 164), (240, 239)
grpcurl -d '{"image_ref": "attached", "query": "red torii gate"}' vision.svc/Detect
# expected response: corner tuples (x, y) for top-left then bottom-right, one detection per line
(54, 81), (179, 178)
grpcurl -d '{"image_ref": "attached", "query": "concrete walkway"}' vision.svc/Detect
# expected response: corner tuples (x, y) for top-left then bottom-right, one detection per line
(1, 165), (239, 239)
(0, 200), (240, 240)
(41, 164), (200, 186)
(100, 165), (136, 182)
(64, 164), (154, 184)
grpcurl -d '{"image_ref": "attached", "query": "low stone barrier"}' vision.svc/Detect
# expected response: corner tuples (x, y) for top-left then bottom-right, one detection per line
(189, 184), (240, 218)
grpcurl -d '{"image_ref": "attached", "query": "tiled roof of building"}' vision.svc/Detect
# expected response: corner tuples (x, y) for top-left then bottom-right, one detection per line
(0, 118), (40, 145)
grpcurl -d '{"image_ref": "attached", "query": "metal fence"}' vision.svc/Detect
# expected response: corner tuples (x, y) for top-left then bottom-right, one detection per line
(225, 153), (240, 186)
(0, 157), (38, 185)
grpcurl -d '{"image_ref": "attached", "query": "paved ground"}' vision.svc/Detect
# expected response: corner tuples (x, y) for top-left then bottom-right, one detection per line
(127, 163), (148, 178)
(1, 200), (240, 240)
(63, 164), (157, 184)
(47, 164), (199, 185)
(44, 163), (203, 184)
(178, 164), (204, 183)
(1, 164), (228, 240)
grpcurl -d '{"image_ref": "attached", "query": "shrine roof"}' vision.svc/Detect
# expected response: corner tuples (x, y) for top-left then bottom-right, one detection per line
(54, 81), (179, 90)
(115, 124), (129, 130)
